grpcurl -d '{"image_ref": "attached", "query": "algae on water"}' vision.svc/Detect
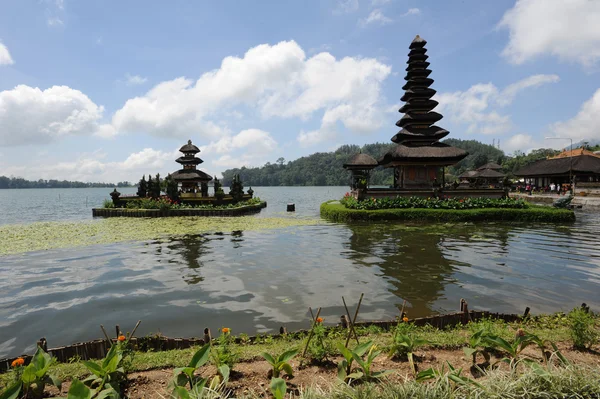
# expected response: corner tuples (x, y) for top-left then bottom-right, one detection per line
(0, 217), (322, 255)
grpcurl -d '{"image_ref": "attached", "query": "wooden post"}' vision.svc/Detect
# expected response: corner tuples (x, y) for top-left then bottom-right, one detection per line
(203, 328), (212, 344)
(279, 326), (287, 335)
(302, 307), (322, 357)
(460, 298), (466, 312)
(523, 307), (530, 318)
(462, 301), (470, 324)
(340, 315), (349, 329)
(115, 325), (121, 338)
(37, 338), (47, 352)
(343, 294), (363, 348)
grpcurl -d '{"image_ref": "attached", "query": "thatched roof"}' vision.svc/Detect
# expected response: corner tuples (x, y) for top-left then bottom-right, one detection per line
(459, 170), (478, 179)
(171, 169), (212, 182)
(379, 143), (468, 165)
(176, 156), (203, 165)
(343, 153), (378, 169)
(473, 168), (505, 178)
(514, 155), (600, 177)
(179, 140), (200, 154)
(477, 162), (502, 171)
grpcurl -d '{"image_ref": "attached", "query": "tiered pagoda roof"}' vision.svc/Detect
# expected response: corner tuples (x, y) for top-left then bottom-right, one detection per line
(172, 140), (212, 182)
(343, 153), (378, 170)
(380, 35), (468, 166)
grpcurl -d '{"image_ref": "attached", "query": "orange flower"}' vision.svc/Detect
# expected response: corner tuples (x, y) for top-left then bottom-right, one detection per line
(402, 317), (409, 323)
(316, 317), (323, 323)
(118, 335), (126, 342)
(11, 357), (24, 367)
(222, 327), (230, 334)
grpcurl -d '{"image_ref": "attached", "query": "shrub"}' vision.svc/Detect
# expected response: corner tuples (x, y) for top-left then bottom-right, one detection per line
(340, 194), (529, 211)
(568, 307), (598, 349)
(103, 199), (115, 209)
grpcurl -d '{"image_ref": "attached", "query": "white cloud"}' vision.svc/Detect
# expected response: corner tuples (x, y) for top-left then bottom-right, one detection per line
(503, 133), (537, 154)
(360, 9), (392, 26)
(0, 42), (14, 65)
(112, 41), (391, 144)
(47, 17), (64, 27)
(401, 8), (420, 17)
(371, 0), (391, 6)
(125, 74), (148, 86)
(550, 88), (600, 142)
(0, 85), (112, 146)
(334, 0), (359, 14)
(498, 0), (600, 66)
(498, 74), (560, 106)
(435, 74), (559, 135)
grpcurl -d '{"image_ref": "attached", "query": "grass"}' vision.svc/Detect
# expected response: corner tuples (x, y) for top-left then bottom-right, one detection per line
(0, 314), (585, 389)
(320, 201), (576, 223)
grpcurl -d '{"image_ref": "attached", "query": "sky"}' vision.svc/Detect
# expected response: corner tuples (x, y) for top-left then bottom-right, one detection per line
(1, 0), (600, 183)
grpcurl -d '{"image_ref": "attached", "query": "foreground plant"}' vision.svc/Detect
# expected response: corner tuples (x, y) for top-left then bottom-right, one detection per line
(337, 341), (391, 383)
(81, 339), (130, 398)
(568, 306), (598, 350)
(416, 361), (482, 389)
(389, 321), (429, 375)
(261, 349), (299, 379)
(306, 317), (332, 363)
(0, 346), (61, 399)
(463, 327), (493, 365)
(170, 343), (229, 397)
(211, 328), (238, 374)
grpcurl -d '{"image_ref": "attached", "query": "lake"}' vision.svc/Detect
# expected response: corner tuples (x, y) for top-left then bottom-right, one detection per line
(1, 187), (599, 358)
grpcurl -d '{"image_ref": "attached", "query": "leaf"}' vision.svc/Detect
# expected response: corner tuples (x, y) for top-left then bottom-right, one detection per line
(371, 370), (394, 379)
(336, 343), (353, 362)
(188, 343), (211, 369)
(551, 342), (571, 366)
(101, 345), (118, 370)
(281, 362), (294, 377)
(354, 341), (373, 357)
(0, 381), (21, 399)
(463, 347), (477, 360)
(346, 372), (364, 381)
(82, 361), (105, 378)
(261, 352), (276, 366)
(172, 386), (190, 399)
(21, 363), (38, 384)
(416, 368), (436, 382)
(270, 378), (287, 399)
(337, 361), (347, 381)
(351, 352), (367, 373)
(191, 378), (207, 395)
(278, 348), (299, 363)
(66, 379), (92, 399)
(217, 364), (230, 384)
(49, 373), (63, 390)
(174, 367), (196, 380)
(96, 387), (120, 399)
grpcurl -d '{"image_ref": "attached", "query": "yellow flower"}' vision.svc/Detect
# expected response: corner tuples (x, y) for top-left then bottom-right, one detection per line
(402, 316), (409, 323)
(222, 327), (230, 334)
(11, 357), (24, 367)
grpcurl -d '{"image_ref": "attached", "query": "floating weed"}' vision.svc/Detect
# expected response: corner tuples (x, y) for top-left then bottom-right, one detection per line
(0, 217), (322, 255)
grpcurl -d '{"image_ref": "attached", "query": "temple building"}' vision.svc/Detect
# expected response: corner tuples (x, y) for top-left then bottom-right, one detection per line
(172, 140), (212, 196)
(515, 147), (600, 188)
(343, 153), (379, 190)
(379, 35), (468, 189)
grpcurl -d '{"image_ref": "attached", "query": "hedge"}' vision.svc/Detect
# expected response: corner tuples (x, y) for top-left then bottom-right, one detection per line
(320, 201), (576, 223)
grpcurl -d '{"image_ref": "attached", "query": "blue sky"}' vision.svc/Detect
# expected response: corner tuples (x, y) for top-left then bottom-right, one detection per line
(1, 0), (599, 182)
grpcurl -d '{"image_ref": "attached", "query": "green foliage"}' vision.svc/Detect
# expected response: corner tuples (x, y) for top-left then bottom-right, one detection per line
(0, 176), (131, 189)
(165, 174), (179, 202)
(81, 341), (130, 397)
(270, 378), (287, 399)
(341, 195), (528, 210)
(102, 199), (115, 209)
(306, 321), (333, 362)
(416, 361), (482, 389)
(463, 328), (493, 364)
(321, 201), (575, 223)
(125, 197), (175, 210)
(0, 346), (61, 399)
(389, 322), (429, 375)
(136, 175), (147, 197)
(567, 307), (598, 349)
(211, 329), (238, 371)
(170, 343), (229, 398)
(337, 341), (391, 382)
(228, 174), (244, 203)
(261, 348), (299, 378)
(443, 139), (504, 177)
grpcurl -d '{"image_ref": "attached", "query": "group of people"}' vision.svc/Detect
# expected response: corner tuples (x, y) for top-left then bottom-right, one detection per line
(516, 183), (571, 195)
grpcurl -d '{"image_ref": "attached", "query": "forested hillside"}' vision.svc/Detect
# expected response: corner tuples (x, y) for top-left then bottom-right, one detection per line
(221, 138), (559, 186)
(0, 177), (132, 189)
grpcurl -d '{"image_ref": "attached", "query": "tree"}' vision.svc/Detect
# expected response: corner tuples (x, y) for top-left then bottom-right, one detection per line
(153, 173), (161, 198)
(147, 175), (154, 198)
(165, 174), (179, 201)
(137, 175), (147, 197)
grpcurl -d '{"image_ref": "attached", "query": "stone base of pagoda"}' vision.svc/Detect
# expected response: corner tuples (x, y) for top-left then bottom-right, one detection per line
(352, 188), (506, 200)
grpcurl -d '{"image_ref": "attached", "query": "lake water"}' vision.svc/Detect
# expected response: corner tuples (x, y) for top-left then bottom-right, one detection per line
(1, 187), (599, 358)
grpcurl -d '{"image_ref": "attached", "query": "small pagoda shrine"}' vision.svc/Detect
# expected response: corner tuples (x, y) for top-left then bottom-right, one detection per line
(379, 35), (467, 189)
(343, 153), (379, 190)
(172, 140), (212, 196)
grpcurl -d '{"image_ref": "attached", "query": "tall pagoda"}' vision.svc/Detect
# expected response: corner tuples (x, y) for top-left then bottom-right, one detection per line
(379, 35), (467, 188)
(171, 140), (212, 195)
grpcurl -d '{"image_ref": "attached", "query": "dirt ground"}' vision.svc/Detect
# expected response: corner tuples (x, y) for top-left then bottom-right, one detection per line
(44, 342), (600, 398)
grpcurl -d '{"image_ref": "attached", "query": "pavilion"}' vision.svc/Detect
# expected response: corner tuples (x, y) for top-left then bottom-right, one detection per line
(514, 148), (600, 189)
(171, 140), (212, 196)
